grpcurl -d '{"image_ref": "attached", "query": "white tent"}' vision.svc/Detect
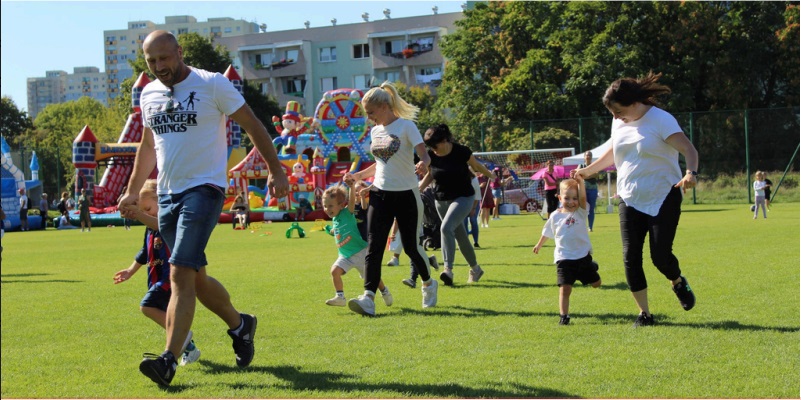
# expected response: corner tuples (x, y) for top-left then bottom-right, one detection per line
(562, 139), (615, 213)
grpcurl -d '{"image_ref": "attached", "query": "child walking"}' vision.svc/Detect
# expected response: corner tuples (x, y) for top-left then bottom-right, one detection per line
(322, 183), (393, 310)
(113, 179), (200, 365)
(532, 176), (601, 325)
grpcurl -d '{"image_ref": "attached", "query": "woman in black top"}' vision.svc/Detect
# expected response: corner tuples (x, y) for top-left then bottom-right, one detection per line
(419, 124), (495, 285)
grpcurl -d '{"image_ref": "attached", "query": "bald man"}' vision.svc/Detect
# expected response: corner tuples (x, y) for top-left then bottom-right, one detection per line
(119, 30), (288, 386)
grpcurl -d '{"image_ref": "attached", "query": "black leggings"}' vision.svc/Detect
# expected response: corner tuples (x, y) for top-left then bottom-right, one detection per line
(364, 187), (431, 293)
(619, 186), (683, 292)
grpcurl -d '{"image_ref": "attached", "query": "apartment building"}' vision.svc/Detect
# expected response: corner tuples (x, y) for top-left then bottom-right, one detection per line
(103, 15), (260, 101)
(26, 67), (107, 119)
(214, 12), (462, 116)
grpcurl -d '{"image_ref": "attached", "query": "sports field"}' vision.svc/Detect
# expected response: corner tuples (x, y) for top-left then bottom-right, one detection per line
(1, 202), (798, 398)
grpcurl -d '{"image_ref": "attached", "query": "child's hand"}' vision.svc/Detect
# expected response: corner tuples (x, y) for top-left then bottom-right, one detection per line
(113, 269), (132, 284)
(573, 173), (584, 183)
(532, 245), (541, 254)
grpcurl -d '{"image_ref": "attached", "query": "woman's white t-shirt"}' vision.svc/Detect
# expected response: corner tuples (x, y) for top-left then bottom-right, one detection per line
(369, 118), (423, 191)
(612, 106), (684, 216)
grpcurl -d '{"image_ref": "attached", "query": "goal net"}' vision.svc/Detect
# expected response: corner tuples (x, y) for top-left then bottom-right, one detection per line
(473, 148), (574, 214)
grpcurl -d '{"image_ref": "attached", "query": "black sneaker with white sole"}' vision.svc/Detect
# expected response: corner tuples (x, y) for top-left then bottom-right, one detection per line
(672, 275), (696, 311)
(139, 351), (177, 386)
(227, 313), (257, 367)
(632, 312), (655, 328)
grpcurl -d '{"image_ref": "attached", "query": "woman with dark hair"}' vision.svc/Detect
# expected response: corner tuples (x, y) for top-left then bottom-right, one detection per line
(419, 124), (495, 286)
(573, 72), (699, 327)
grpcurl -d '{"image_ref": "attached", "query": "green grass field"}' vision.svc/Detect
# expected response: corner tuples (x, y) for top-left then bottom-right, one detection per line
(2, 202), (798, 398)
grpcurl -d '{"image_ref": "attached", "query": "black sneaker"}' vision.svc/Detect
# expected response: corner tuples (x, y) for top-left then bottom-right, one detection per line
(591, 261), (599, 272)
(559, 315), (570, 325)
(673, 276), (695, 311)
(139, 351), (177, 386)
(632, 312), (655, 328)
(227, 313), (257, 367)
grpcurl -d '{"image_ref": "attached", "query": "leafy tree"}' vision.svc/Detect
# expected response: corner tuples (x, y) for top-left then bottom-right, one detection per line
(1, 96), (34, 145)
(391, 81), (444, 133)
(437, 1), (799, 148)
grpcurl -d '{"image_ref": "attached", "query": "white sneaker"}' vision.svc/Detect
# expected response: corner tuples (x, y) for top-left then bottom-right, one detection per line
(428, 255), (439, 270)
(180, 345), (201, 366)
(326, 296), (346, 306)
(386, 257), (399, 267)
(381, 289), (393, 306)
(468, 266), (484, 283)
(422, 279), (438, 308)
(348, 294), (376, 316)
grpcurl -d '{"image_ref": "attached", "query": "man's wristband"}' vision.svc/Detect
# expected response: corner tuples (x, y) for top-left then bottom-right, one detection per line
(686, 170), (698, 176)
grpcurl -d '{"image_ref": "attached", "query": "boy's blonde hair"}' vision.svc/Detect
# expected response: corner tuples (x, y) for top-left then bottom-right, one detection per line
(323, 185), (347, 204)
(139, 179), (158, 201)
(559, 178), (579, 194)
(362, 81), (419, 121)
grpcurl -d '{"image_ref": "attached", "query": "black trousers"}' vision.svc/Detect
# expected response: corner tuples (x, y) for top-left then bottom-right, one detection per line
(619, 186), (683, 292)
(364, 187), (431, 293)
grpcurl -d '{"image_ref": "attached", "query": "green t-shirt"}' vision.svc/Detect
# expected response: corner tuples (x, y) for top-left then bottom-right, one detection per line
(332, 208), (368, 258)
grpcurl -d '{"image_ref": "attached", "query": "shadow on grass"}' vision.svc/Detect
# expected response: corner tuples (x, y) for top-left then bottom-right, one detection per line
(682, 209), (728, 212)
(197, 361), (575, 398)
(473, 279), (551, 289)
(655, 318), (799, 333)
(598, 281), (630, 291)
(1, 273), (82, 284)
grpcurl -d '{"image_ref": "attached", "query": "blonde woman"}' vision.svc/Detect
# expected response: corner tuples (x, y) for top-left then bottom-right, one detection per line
(343, 81), (438, 316)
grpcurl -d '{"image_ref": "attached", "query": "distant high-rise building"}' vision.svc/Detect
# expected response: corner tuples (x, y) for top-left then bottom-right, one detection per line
(27, 67), (107, 118)
(103, 15), (260, 101)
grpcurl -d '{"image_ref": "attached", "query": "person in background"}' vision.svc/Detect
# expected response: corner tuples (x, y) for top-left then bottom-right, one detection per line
(39, 193), (50, 230)
(572, 71), (698, 328)
(541, 160), (560, 220)
(763, 174), (772, 211)
(463, 169), (482, 247)
(753, 171), (768, 219)
(18, 188), (29, 231)
(580, 151), (600, 232)
(490, 167), (513, 220)
(478, 172), (494, 228)
(77, 188), (92, 232)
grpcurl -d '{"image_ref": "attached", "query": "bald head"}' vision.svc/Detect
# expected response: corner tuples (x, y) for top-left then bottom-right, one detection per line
(142, 30), (188, 87)
(143, 30), (179, 51)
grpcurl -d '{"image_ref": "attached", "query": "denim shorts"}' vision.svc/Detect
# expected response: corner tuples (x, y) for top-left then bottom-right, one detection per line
(158, 184), (225, 270)
(492, 188), (502, 199)
(140, 284), (170, 311)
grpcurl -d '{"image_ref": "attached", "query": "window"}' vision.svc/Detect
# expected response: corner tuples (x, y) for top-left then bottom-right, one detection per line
(224, 27), (232, 33)
(285, 78), (306, 96)
(178, 28), (188, 34)
(120, 35), (126, 41)
(255, 52), (274, 66)
(414, 36), (435, 52)
(321, 77), (337, 92)
(385, 71), (400, 83)
(319, 47), (337, 62)
(353, 44), (370, 59)
(285, 49), (298, 62)
(353, 74), (371, 89)
(383, 40), (404, 55)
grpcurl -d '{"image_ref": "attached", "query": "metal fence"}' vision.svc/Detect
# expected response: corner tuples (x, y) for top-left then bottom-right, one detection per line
(451, 107), (799, 178)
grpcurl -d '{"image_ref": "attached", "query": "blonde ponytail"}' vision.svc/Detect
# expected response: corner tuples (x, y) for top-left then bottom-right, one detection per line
(363, 81), (419, 122)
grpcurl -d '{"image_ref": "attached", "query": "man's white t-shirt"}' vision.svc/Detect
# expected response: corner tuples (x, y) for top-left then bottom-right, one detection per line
(612, 106), (683, 216)
(369, 118), (423, 191)
(141, 67), (245, 194)
(541, 205), (592, 264)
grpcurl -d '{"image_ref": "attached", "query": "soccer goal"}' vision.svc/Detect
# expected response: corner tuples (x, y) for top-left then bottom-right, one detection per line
(474, 148), (574, 217)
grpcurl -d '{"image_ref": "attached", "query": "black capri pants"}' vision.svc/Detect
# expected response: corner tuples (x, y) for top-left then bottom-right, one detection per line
(619, 186), (683, 292)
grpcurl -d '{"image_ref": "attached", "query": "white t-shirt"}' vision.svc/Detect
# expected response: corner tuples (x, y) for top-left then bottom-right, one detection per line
(141, 67), (245, 194)
(471, 176), (481, 201)
(612, 106), (684, 216)
(540, 205), (592, 264)
(753, 180), (766, 198)
(19, 195), (28, 210)
(369, 118), (424, 191)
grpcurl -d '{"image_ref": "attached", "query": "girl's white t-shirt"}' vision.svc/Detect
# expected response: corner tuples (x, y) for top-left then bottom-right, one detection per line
(753, 180), (766, 198)
(612, 106), (684, 216)
(541, 205), (592, 263)
(141, 68), (245, 194)
(369, 118), (423, 191)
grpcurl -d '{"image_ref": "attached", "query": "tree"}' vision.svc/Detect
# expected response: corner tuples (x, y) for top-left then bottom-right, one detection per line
(437, 1), (799, 144)
(391, 81), (444, 133)
(1, 96), (34, 145)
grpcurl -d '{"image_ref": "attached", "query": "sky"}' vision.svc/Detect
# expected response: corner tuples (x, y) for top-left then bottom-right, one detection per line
(0, 0), (465, 112)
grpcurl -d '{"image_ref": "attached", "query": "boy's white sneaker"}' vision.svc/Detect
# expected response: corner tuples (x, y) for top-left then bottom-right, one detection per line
(348, 294), (376, 316)
(386, 257), (399, 266)
(422, 279), (438, 308)
(325, 296), (346, 306)
(180, 346), (201, 366)
(381, 289), (394, 306)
